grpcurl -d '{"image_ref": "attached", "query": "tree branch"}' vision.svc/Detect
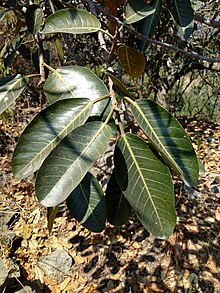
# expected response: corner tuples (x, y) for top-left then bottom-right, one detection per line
(194, 14), (220, 29)
(94, 3), (220, 65)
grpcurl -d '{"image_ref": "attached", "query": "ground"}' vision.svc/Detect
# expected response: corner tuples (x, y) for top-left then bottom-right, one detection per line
(0, 99), (220, 293)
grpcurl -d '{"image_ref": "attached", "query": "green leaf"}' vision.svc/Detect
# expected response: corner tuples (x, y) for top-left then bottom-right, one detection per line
(43, 65), (109, 116)
(136, 0), (162, 52)
(47, 206), (59, 232)
(107, 72), (133, 98)
(0, 74), (29, 114)
(167, 0), (194, 41)
(41, 8), (101, 34)
(124, 0), (156, 24)
(106, 170), (132, 226)
(36, 121), (112, 207)
(114, 133), (176, 239)
(12, 98), (92, 179)
(25, 4), (43, 35)
(131, 99), (199, 186)
(66, 172), (106, 232)
(118, 45), (146, 78)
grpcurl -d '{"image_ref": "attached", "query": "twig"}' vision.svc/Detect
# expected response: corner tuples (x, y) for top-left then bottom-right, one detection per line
(194, 14), (220, 29)
(94, 3), (220, 64)
(86, 0), (118, 109)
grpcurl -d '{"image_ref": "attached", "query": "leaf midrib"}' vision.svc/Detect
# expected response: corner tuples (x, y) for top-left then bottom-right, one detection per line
(133, 101), (183, 179)
(49, 122), (109, 195)
(16, 101), (92, 178)
(122, 134), (164, 234)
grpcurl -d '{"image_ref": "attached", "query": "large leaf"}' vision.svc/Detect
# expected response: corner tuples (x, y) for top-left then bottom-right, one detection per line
(167, 0), (194, 41)
(25, 4), (43, 35)
(12, 98), (92, 179)
(118, 45), (146, 78)
(131, 99), (199, 186)
(124, 0), (156, 24)
(43, 65), (109, 116)
(106, 170), (132, 226)
(136, 0), (162, 52)
(114, 133), (176, 239)
(41, 8), (101, 34)
(0, 74), (29, 114)
(36, 121), (112, 207)
(66, 172), (106, 232)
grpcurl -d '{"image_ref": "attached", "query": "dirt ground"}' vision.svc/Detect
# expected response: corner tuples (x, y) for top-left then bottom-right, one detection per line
(0, 99), (220, 293)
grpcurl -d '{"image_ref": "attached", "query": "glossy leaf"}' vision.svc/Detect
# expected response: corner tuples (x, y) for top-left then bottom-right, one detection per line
(167, 0), (194, 41)
(66, 172), (106, 232)
(118, 45), (146, 78)
(131, 99), (199, 186)
(25, 4), (43, 35)
(114, 133), (176, 239)
(136, 0), (162, 52)
(12, 98), (92, 179)
(124, 0), (156, 24)
(36, 121), (112, 207)
(106, 170), (132, 226)
(0, 74), (29, 114)
(41, 8), (101, 34)
(107, 72), (133, 98)
(43, 65), (109, 116)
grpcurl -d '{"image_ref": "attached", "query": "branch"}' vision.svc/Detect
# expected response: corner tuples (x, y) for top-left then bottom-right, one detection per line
(94, 3), (220, 65)
(194, 14), (220, 29)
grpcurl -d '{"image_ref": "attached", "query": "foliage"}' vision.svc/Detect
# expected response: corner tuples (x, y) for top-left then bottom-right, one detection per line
(0, 0), (219, 239)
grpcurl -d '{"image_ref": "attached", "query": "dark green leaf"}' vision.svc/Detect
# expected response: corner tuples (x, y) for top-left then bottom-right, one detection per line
(0, 74), (29, 114)
(136, 0), (162, 52)
(124, 0), (156, 24)
(66, 172), (106, 232)
(36, 121), (112, 207)
(43, 65), (109, 116)
(12, 98), (92, 179)
(41, 8), (101, 34)
(106, 170), (132, 226)
(131, 99), (199, 186)
(115, 133), (176, 239)
(167, 0), (194, 40)
(118, 45), (146, 78)
(25, 4), (43, 35)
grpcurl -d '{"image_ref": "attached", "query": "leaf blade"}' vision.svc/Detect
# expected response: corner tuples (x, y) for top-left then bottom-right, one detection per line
(12, 98), (92, 179)
(36, 121), (112, 207)
(66, 172), (106, 232)
(118, 45), (146, 78)
(167, 0), (194, 40)
(124, 0), (156, 24)
(25, 4), (43, 35)
(131, 99), (199, 186)
(41, 8), (101, 34)
(106, 170), (132, 226)
(0, 74), (29, 114)
(43, 65), (109, 116)
(115, 133), (176, 239)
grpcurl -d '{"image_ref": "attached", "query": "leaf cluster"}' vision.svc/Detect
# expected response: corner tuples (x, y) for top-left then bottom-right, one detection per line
(0, 0), (204, 239)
